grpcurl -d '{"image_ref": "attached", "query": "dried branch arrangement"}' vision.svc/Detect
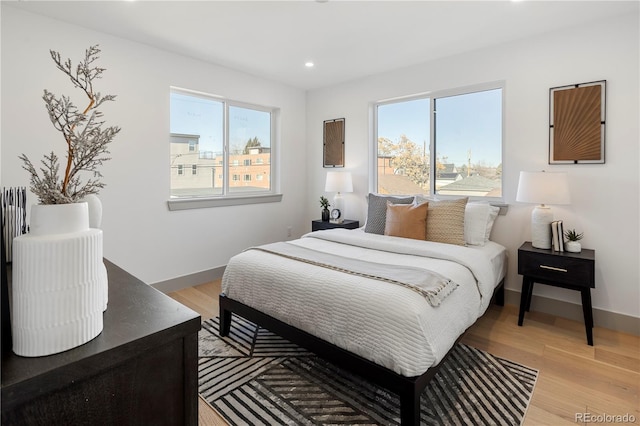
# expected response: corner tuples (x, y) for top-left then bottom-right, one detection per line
(19, 45), (121, 204)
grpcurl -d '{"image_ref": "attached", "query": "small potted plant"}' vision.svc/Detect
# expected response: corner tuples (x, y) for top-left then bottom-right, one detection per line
(319, 196), (330, 221)
(564, 228), (583, 253)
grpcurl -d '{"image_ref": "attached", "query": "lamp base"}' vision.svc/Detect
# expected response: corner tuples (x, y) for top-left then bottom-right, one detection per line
(333, 192), (345, 223)
(531, 205), (553, 249)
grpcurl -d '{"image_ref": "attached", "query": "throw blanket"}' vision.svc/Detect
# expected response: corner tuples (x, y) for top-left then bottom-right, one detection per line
(247, 242), (458, 307)
(303, 229), (497, 303)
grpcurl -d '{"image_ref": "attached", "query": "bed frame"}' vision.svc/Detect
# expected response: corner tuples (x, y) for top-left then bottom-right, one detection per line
(219, 280), (504, 425)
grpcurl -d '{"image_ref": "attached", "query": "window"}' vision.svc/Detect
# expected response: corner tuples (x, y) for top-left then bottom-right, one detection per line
(374, 83), (502, 199)
(169, 88), (279, 209)
(243, 174), (251, 181)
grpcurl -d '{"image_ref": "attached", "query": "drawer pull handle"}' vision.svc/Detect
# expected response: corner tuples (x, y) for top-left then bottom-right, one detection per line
(540, 265), (567, 273)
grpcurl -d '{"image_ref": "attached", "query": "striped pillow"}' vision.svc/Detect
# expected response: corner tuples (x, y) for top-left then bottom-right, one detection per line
(425, 198), (468, 246)
(364, 193), (414, 235)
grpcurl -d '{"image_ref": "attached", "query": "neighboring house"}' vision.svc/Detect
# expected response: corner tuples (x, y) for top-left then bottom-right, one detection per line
(435, 163), (463, 189)
(438, 175), (502, 197)
(170, 134), (271, 197)
(377, 156), (426, 195)
(377, 174), (424, 195)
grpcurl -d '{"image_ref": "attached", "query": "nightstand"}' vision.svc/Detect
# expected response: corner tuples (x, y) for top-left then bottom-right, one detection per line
(312, 219), (360, 231)
(517, 241), (596, 345)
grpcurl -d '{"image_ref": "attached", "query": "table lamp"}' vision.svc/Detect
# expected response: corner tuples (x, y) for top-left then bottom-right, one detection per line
(325, 171), (353, 223)
(516, 171), (570, 249)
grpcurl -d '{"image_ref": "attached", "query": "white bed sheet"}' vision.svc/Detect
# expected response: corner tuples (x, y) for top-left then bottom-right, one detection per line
(222, 229), (507, 377)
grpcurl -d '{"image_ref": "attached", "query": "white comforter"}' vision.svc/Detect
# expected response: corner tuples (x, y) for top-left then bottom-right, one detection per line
(222, 229), (506, 377)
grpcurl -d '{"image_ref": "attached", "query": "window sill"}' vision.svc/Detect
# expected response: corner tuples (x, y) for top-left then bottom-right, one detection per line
(167, 193), (283, 211)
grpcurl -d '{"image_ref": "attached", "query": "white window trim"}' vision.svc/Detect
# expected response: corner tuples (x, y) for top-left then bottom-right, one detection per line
(167, 87), (282, 210)
(168, 193), (283, 211)
(370, 81), (505, 202)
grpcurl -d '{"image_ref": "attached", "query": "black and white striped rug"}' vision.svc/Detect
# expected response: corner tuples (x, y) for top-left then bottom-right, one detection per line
(198, 317), (537, 425)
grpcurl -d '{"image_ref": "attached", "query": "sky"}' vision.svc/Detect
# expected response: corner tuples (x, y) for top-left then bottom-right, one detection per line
(170, 92), (271, 155)
(171, 88), (502, 168)
(378, 88), (502, 167)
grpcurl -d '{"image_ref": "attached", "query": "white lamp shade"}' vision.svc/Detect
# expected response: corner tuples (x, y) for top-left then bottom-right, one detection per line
(516, 171), (570, 206)
(325, 171), (353, 193)
(516, 171), (570, 249)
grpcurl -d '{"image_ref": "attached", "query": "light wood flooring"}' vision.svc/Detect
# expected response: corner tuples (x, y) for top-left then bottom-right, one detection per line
(169, 280), (640, 426)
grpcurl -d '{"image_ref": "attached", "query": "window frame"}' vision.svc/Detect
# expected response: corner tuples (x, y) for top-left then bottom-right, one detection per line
(371, 81), (505, 201)
(167, 87), (282, 211)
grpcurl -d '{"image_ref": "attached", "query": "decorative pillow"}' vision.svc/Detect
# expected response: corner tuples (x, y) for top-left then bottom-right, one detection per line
(384, 201), (429, 240)
(425, 198), (468, 246)
(364, 193), (414, 235)
(464, 203), (501, 246)
(414, 195), (437, 205)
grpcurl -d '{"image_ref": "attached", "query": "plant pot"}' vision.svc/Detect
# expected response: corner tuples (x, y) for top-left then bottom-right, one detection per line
(565, 241), (582, 253)
(11, 202), (106, 357)
(321, 208), (330, 221)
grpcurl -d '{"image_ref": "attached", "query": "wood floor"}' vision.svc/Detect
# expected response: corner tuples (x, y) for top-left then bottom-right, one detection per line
(169, 280), (640, 426)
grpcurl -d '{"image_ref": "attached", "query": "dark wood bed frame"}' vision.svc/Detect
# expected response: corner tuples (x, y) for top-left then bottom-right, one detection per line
(220, 280), (504, 425)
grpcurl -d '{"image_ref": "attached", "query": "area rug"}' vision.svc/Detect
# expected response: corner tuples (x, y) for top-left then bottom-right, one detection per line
(198, 316), (537, 425)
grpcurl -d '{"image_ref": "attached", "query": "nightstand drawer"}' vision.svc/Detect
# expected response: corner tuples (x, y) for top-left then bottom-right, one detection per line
(312, 219), (359, 231)
(518, 250), (594, 288)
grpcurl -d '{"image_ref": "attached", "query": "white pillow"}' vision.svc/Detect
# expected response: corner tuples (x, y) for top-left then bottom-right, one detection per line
(464, 203), (500, 246)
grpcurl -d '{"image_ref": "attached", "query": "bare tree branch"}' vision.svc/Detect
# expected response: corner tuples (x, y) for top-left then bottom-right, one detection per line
(21, 45), (120, 204)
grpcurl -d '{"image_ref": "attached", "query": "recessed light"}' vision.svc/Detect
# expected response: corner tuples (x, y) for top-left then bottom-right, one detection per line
(305, 62), (314, 68)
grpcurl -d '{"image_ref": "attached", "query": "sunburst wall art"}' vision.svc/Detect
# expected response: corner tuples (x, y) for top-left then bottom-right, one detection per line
(549, 80), (606, 164)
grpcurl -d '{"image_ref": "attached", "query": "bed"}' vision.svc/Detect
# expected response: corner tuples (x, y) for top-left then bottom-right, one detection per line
(219, 197), (506, 425)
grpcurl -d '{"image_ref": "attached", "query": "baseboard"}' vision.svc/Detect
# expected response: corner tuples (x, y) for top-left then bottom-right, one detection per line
(151, 266), (226, 294)
(505, 289), (640, 336)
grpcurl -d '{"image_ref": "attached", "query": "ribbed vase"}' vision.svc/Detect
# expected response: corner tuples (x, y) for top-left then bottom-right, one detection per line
(11, 202), (105, 357)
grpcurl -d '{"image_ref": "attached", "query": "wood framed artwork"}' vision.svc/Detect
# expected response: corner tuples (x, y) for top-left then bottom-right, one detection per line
(323, 118), (345, 168)
(549, 80), (606, 164)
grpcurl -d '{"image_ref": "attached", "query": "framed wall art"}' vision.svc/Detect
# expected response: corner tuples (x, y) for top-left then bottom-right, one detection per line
(549, 80), (606, 164)
(323, 118), (345, 168)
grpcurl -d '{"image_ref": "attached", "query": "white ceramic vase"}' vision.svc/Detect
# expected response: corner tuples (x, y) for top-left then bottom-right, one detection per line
(11, 202), (105, 357)
(82, 194), (108, 310)
(565, 241), (582, 253)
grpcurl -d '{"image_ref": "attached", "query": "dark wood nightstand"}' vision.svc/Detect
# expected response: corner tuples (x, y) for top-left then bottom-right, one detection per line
(312, 219), (360, 231)
(517, 241), (596, 345)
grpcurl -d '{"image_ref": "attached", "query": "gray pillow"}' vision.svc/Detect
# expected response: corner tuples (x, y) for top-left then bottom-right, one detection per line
(364, 193), (414, 234)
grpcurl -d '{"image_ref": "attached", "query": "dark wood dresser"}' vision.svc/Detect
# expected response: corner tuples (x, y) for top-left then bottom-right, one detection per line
(1, 260), (201, 425)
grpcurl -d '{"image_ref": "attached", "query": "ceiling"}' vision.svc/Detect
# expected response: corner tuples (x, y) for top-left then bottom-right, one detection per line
(6, 1), (639, 90)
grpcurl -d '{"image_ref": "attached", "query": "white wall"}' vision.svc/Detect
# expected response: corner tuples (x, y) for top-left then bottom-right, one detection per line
(1, 6), (308, 284)
(2, 6), (638, 320)
(306, 14), (640, 319)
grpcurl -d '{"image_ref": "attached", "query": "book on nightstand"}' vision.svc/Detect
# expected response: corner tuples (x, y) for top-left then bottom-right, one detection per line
(551, 220), (564, 252)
